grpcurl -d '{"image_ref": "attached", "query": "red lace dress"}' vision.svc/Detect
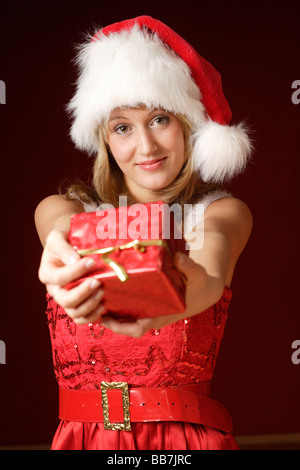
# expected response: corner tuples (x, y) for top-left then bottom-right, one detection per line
(46, 286), (239, 450)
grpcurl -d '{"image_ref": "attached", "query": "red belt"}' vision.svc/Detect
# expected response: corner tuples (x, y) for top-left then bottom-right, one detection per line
(59, 381), (233, 433)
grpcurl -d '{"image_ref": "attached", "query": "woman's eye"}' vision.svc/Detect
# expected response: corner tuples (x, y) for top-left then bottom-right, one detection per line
(115, 125), (130, 134)
(152, 116), (169, 126)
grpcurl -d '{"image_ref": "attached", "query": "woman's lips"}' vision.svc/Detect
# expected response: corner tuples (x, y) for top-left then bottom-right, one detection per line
(137, 157), (167, 171)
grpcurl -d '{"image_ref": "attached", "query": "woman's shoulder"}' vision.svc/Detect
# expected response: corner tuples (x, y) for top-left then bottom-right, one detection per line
(202, 194), (253, 230)
(35, 194), (85, 216)
(183, 189), (233, 233)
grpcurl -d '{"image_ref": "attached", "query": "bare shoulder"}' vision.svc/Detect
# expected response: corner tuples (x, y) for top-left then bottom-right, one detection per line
(204, 196), (253, 256)
(34, 195), (84, 245)
(35, 194), (84, 213)
(205, 196), (253, 224)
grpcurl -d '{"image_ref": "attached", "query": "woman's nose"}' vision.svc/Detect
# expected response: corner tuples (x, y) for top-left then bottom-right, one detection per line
(137, 129), (158, 156)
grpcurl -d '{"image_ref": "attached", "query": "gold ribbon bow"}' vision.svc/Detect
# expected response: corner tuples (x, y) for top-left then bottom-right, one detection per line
(76, 239), (172, 282)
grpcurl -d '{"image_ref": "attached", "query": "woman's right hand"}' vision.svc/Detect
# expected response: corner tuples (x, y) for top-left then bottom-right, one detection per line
(38, 229), (106, 324)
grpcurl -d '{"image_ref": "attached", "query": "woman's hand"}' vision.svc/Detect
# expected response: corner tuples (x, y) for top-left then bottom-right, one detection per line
(100, 252), (212, 337)
(39, 229), (106, 324)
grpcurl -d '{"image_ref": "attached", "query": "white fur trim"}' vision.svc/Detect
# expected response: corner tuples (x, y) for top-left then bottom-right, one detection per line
(68, 25), (205, 154)
(191, 120), (252, 182)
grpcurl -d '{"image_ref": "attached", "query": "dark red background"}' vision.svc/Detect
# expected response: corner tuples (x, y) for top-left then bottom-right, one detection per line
(0, 1), (299, 447)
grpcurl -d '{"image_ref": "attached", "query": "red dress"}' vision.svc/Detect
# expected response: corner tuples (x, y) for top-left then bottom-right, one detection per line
(45, 286), (239, 450)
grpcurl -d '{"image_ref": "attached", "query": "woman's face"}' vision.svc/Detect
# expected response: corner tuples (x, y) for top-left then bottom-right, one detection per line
(106, 107), (185, 202)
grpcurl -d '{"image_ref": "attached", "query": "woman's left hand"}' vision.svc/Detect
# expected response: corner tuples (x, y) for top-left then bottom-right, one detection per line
(100, 252), (207, 337)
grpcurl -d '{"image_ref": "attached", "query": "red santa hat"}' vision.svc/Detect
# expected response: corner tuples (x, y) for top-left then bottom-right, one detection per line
(68, 15), (252, 183)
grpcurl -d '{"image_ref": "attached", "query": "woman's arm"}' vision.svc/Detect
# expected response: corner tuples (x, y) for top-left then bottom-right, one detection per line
(35, 195), (106, 324)
(182, 196), (253, 316)
(100, 197), (253, 337)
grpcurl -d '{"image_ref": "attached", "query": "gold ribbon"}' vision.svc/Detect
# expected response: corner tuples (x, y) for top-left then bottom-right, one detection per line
(76, 239), (172, 283)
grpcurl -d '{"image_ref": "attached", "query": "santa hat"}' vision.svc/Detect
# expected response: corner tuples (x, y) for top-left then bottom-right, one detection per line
(67, 15), (252, 183)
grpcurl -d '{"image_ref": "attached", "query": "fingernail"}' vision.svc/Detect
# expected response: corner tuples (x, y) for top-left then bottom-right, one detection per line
(94, 289), (103, 299)
(85, 258), (96, 269)
(90, 279), (101, 289)
(96, 305), (106, 317)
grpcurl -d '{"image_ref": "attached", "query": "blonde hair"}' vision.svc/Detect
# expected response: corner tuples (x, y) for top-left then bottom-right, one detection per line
(62, 110), (222, 208)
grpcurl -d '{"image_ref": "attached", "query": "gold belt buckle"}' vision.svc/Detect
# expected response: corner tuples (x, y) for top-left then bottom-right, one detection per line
(100, 381), (131, 431)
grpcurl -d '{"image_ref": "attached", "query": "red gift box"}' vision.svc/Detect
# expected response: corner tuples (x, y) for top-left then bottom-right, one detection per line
(66, 201), (188, 319)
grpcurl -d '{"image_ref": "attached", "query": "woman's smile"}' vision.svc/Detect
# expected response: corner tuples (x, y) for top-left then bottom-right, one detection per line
(136, 156), (167, 171)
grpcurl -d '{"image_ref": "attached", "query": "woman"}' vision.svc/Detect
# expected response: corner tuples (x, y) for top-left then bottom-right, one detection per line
(35, 16), (253, 450)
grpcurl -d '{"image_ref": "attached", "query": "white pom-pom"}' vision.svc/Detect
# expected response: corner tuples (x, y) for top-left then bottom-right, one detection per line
(191, 120), (252, 182)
